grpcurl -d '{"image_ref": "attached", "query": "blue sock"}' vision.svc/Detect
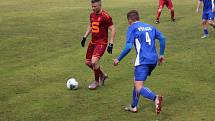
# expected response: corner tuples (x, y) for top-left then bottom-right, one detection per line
(131, 87), (139, 108)
(203, 29), (208, 35)
(139, 87), (156, 101)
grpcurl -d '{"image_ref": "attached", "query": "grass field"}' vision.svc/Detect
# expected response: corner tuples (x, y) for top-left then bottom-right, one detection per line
(0, 0), (215, 121)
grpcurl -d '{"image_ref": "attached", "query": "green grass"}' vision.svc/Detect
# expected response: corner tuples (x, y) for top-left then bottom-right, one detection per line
(0, 0), (215, 120)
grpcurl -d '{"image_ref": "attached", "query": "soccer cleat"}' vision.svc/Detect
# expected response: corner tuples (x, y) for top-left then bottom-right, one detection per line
(201, 35), (208, 39)
(155, 95), (163, 114)
(171, 18), (176, 22)
(155, 20), (160, 24)
(124, 105), (138, 113)
(88, 81), (99, 90)
(99, 73), (108, 86)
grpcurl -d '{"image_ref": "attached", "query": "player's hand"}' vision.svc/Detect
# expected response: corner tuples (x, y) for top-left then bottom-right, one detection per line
(113, 59), (119, 66)
(81, 37), (86, 47)
(158, 55), (165, 65)
(107, 43), (113, 54)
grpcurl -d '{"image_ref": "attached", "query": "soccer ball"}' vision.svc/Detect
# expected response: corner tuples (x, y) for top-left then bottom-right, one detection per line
(66, 78), (78, 90)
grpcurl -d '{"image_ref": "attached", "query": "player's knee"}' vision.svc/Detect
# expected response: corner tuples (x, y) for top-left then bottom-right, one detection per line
(202, 21), (207, 25)
(135, 82), (144, 92)
(170, 8), (174, 11)
(91, 57), (100, 68)
(158, 8), (162, 12)
(135, 87), (142, 92)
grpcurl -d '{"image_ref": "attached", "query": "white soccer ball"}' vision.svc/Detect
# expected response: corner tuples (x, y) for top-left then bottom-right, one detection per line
(66, 78), (78, 90)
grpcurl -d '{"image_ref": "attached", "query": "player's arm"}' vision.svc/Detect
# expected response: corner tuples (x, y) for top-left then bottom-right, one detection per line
(113, 28), (134, 66)
(81, 23), (91, 47)
(113, 42), (133, 66)
(196, 0), (202, 13)
(158, 35), (165, 56)
(107, 25), (116, 54)
(108, 25), (116, 44)
(155, 28), (166, 65)
(84, 24), (91, 38)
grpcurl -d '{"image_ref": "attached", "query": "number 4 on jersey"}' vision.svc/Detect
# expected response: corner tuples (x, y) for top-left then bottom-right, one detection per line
(146, 32), (151, 45)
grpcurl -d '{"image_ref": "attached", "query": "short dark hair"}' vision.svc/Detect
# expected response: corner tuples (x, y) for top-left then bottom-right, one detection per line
(127, 10), (140, 21)
(91, 0), (101, 3)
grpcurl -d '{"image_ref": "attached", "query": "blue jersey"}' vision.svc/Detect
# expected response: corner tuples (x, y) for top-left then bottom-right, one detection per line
(117, 21), (165, 66)
(200, 0), (215, 13)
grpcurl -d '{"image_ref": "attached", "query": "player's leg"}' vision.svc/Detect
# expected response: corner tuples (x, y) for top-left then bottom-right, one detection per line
(201, 12), (209, 38)
(85, 43), (99, 89)
(207, 12), (215, 28)
(94, 44), (108, 86)
(208, 20), (215, 28)
(201, 20), (209, 38)
(88, 56), (103, 89)
(155, 0), (165, 24)
(135, 64), (163, 114)
(125, 86), (139, 113)
(88, 57), (101, 89)
(167, 0), (175, 21)
(92, 57), (100, 82)
(131, 86), (140, 109)
(88, 44), (107, 89)
(135, 81), (163, 114)
(85, 42), (94, 70)
(125, 65), (149, 113)
(135, 82), (156, 105)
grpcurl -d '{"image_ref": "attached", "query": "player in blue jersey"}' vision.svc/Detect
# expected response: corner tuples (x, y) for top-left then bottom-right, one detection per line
(113, 10), (166, 114)
(196, 0), (215, 38)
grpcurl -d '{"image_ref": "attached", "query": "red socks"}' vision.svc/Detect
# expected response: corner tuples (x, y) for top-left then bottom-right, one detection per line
(171, 10), (174, 19)
(156, 10), (174, 20)
(156, 11), (161, 20)
(94, 67), (102, 82)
